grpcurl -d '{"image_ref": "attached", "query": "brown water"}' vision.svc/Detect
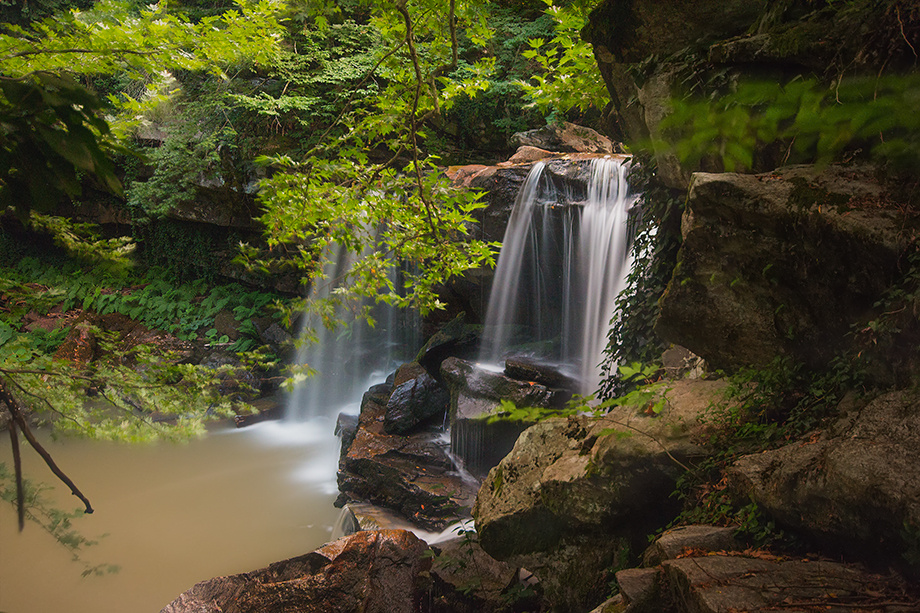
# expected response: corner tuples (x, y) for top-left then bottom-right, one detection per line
(0, 419), (343, 613)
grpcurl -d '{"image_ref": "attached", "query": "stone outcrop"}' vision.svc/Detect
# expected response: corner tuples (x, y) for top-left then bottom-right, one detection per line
(727, 389), (920, 566)
(641, 524), (741, 567)
(510, 122), (620, 154)
(655, 165), (908, 372)
(661, 555), (916, 613)
(336, 381), (477, 530)
(590, 525), (917, 613)
(472, 379), (724, 610)
(161, 529), (431, 613)
(428, 535), (529, 613)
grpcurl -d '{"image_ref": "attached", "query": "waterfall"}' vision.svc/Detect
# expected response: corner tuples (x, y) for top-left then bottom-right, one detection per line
(286, 246), (419, 421)
(479, 156), (636, 395)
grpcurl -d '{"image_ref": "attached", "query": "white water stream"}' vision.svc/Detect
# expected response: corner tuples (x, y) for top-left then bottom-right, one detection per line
(480, 156), (636, 394)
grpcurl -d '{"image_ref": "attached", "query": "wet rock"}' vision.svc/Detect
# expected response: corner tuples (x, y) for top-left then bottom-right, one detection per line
(337, 385), (477, 530)
(416, 314), (483, 381)
(441, 357), (571, 414)
(384, 364), (450, 435)
(161, 529), (431, 613)
(642, 525), (740, 567)
(510, 122), (619, 154)
(441, 357), (573, 478)
(428, 535), (529, 613)
(727, 389), (920, 566)
(655, 165), (906, 372)
(503, 357), (579, 391)
(234, 396), (283, 427)
(335, 412), (359, 455)
(472, 379), (723, 610)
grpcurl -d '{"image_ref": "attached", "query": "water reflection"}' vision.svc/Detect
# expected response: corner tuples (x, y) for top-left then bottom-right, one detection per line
(0, 419), (341, 613)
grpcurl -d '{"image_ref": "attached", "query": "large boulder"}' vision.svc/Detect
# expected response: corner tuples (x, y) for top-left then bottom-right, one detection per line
(161, 529), (430, 613)
(472, 379), (724, 610)
(727, 389), (920, 568)
(384, 362), (451, 434)
(510, 122), (619, 154)
(337, 383), (477, 530)
(655, 165), (908, 372)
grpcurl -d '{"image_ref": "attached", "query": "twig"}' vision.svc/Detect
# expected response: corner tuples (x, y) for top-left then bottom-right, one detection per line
(0, 47), (154, 61)
(896, 5), (918, 60)
(395, 0), (440, 234)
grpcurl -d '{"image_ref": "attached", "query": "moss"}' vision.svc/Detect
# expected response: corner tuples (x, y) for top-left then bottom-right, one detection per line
(491, 466), (504, 497)
(787, 177), (853, 213)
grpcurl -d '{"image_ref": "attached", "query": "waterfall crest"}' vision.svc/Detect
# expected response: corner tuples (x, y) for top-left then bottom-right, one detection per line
(479, 156), (637, 395)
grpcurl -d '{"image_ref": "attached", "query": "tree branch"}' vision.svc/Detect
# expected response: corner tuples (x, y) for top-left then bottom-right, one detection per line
(395, 0), (440, 234)
(8, 422), (25, 531)
(0, 376), (94, 516)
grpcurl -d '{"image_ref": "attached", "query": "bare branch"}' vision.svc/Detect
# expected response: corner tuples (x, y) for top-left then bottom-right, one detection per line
(8, 423), (25, 531)
(0, 376), (94, 515)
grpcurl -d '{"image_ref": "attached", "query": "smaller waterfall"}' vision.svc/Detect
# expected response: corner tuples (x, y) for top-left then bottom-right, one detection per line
(479, 156), (637, 395)
(286, 246), (419, 421)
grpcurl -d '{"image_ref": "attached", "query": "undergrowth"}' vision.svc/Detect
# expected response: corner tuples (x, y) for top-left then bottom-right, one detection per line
(667, 353), (868, 548)
(0, 250), (284, 354)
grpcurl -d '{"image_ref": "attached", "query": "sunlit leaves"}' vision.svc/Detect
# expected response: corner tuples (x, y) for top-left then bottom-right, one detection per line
(519, 0), (608, 118)
(251, 152), (497, 323)
(0, 0), (285, 135)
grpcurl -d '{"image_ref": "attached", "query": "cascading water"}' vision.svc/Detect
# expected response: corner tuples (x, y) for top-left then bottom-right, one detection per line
(286, 246), (419, 421)
(480, 156), (637, 395)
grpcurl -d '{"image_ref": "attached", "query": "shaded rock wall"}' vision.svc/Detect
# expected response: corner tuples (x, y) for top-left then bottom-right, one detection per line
(728, 389), (920, 567)
(655, 165), (909, 371)
(583, 0), (920, 187)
